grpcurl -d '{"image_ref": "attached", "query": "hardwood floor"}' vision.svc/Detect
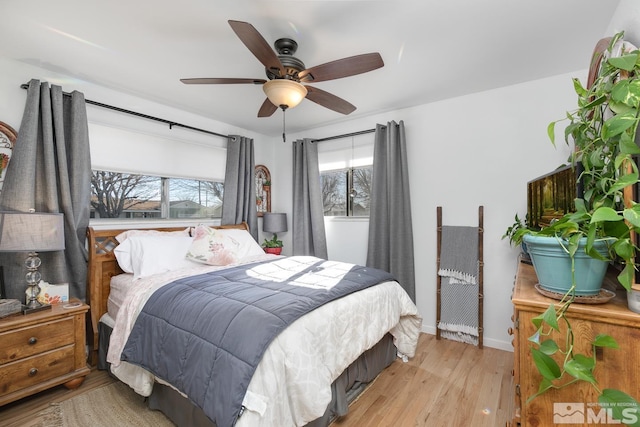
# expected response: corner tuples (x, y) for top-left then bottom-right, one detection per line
(0, 333), (513, 427)
(332, 334), (514, 426)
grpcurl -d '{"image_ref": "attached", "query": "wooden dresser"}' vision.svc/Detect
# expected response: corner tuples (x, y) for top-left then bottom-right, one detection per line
(509, 261), (640, 427)
(0, 299), (90, 406)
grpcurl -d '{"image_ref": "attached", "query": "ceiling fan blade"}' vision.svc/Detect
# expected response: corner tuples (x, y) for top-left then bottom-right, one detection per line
(298, 53), (384, 83)
(305, 86), (356, 115)
(180, 78), (266, 85)
(228, 20), (284, 77)
(258, 98), (278, 117)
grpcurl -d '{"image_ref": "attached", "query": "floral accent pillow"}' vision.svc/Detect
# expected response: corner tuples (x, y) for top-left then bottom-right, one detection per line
(186, 225), (240, 266)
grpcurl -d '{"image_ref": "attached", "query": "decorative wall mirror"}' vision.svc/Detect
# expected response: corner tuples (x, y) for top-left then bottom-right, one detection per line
(0, 121), (17, 194)
(255, 164), (271, 217)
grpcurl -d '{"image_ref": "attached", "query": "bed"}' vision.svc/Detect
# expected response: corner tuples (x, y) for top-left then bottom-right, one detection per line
(86, 222), (422, 427)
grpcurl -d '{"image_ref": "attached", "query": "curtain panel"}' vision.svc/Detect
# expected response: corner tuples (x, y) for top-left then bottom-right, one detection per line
(221, 135), (258, 240)
(0, 79), (91, 301)
(292, 138), (327, 258)
(366, 120), (415, 301)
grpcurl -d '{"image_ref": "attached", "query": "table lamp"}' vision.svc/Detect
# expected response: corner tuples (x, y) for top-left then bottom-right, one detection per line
(0, 210), (65, 313)
(263, 212), (287, 255)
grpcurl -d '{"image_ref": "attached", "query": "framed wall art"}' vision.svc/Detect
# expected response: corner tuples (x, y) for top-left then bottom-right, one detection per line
(255, 164), (271, 217)
(0, 121), (17, 194)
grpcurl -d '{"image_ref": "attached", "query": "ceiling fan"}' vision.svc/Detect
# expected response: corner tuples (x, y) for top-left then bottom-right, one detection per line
(180, 20), (384, 118)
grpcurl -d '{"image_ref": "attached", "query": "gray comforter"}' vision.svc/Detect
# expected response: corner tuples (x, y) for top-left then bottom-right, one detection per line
(120, 256), (394, 427)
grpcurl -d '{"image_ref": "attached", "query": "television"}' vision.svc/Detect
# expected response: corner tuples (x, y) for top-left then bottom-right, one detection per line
(527, 164), (579, 229)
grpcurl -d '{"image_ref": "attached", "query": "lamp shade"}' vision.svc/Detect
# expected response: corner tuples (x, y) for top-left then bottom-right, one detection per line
(0, 211), (65, 252)
(263, 80), (308, 109)
(263, 212), (287, 234)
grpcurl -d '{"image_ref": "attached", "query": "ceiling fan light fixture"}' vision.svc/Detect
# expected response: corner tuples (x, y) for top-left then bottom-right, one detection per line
(263, 79), (307, 109)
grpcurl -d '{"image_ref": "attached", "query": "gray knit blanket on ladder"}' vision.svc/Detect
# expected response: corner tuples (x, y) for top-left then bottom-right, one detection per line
(438, 225), (479, 346)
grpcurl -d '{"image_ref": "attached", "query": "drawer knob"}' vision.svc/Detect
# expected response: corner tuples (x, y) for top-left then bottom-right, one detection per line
(28, 337), (38, 345)
(508, 327), (514, 335)
(28, 368), (38, 377)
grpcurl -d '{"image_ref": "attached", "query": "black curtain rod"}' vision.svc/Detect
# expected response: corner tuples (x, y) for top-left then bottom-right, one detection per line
(20, 83), (229, 139)
(312, 127), (377, 143)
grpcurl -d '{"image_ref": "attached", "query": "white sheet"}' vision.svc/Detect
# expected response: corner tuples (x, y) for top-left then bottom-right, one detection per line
(107, 273), (134, 319)
(100, 312), (115, 328)
(106, 255), (422, 426)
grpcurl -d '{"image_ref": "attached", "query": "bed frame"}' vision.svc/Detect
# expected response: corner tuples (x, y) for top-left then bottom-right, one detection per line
(85, 222), (250, 366)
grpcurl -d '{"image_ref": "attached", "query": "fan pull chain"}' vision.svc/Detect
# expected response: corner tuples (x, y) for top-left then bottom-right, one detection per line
(281, 105), (288, 142)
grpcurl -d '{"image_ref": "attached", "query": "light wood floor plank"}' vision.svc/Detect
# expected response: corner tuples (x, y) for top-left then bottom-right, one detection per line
(0, 333), (514, 426)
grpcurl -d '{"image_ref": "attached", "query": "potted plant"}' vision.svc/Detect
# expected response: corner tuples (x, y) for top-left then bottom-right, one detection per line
(262, 180), (271, 191)
(262, 234), (283, 255)
(520, 31), (640, 421)
(537, 31), (640, 294)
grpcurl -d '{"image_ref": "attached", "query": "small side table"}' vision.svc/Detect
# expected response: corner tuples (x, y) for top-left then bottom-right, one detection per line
(0, 299), (90, 406)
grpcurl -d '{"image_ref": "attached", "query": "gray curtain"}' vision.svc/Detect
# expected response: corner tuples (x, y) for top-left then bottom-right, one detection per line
(221, 135), (258, 240)
(0, 79), (91, 301)
(366, 121), (415, 301)
(292, 138), (327, 258)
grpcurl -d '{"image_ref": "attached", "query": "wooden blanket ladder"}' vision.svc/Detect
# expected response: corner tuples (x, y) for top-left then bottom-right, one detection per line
(436, 205), (484, 348)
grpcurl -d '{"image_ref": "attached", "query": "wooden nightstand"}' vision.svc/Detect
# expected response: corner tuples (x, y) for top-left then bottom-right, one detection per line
(0, 299), (90, 406)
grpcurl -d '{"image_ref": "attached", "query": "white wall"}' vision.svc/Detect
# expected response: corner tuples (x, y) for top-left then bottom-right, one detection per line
(281, 73), (578, 351)
(607, 0), (640, 44)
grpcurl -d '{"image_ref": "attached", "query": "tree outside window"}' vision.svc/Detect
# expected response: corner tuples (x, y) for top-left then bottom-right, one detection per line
(321, 166), (372, 217)
(90, 170), (223, 219)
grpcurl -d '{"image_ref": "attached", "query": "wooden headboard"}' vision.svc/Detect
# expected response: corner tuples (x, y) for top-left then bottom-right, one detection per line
(85, 222), (250, 366)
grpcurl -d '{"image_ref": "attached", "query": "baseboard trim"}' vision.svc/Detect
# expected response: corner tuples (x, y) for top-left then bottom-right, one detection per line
(420, 324), (513, 352)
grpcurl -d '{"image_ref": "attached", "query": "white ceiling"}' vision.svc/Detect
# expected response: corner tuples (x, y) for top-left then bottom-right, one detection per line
(1, 0), (620, 137)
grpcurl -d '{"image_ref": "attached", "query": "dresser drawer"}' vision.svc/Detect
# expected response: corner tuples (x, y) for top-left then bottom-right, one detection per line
(0, 345), (75, 397)
(0, 318), (74, 364)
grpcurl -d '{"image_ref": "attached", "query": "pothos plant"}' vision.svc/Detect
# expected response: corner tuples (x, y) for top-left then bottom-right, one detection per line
(526, 31), (640, 423)
(502, 213), (527, 247)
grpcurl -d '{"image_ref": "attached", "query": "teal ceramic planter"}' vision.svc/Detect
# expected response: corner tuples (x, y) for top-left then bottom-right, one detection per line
(522, 234), (610, 296)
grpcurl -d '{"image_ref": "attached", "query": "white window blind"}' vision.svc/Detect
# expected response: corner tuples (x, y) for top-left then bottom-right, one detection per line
(317, 135), (374, 172)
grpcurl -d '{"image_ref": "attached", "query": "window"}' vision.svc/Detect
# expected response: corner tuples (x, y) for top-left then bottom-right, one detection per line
(318, 135), (374, 217)
(320, 166), (372, 217)
(90, 170), (224, 219)
(321, 170), (347, 216)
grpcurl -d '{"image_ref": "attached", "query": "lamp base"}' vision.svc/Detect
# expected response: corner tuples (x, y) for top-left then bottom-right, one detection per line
(22, 302), (51, 315)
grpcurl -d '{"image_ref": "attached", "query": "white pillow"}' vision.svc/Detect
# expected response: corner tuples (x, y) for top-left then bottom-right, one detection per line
(115, 235), (199, 279)
(114, 239), (136, 273)
(115, 227), (190, 243)
(216, 228), (265, 259)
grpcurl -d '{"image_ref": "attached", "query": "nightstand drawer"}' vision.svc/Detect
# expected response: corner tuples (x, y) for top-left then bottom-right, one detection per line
(0, 317), (74, 364)
(0, 345), (75, 397)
